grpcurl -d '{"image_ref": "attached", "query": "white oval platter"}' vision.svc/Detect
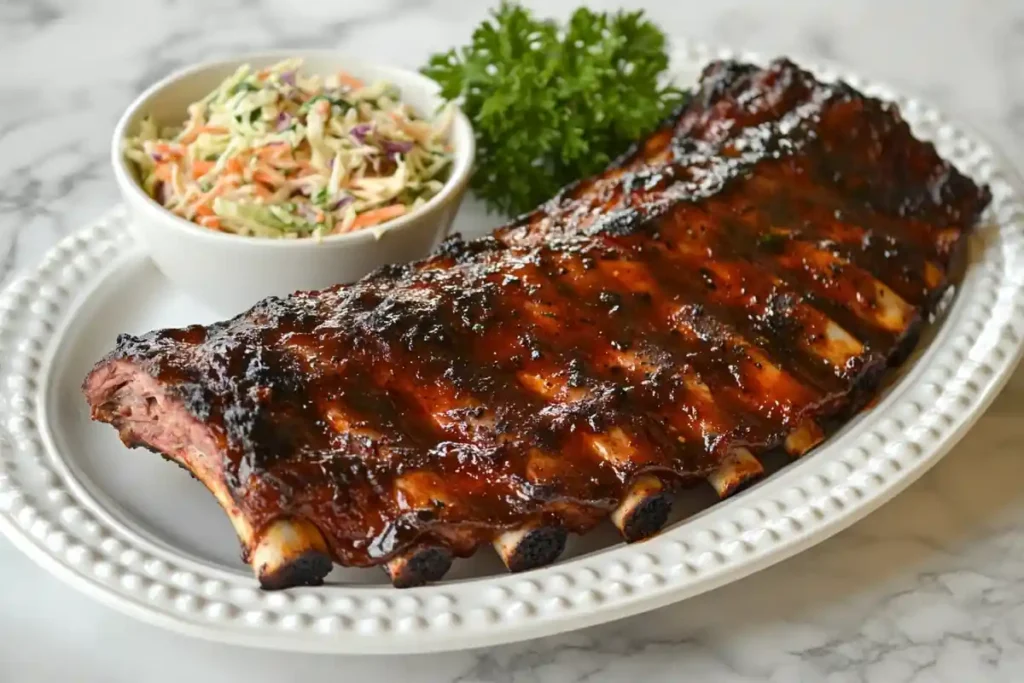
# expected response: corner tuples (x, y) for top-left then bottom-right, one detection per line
(1, 42), (1023, 654)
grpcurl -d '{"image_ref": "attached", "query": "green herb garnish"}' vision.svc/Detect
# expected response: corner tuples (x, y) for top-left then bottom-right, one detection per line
(232, 81), (260, 95)
(422, 2), (687, 215)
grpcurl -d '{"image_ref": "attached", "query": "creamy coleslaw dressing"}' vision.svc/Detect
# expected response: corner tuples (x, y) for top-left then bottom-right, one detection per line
(124, 58), (454, 238)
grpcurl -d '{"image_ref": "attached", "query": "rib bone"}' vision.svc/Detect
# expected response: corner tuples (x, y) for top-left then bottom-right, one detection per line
(383, 544), (454, 588)
(708, 448), (766, 498)
(251, 518), (332, 590)
(493, 521), (568, 573)
(610, 475), (674, 542)
(785, 419), (826, 457)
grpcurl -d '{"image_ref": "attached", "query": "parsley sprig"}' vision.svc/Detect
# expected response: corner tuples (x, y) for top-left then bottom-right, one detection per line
(422, 2), (687, 216)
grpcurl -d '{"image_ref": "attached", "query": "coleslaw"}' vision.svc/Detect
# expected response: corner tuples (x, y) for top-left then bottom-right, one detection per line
(123, 58), (455, 238)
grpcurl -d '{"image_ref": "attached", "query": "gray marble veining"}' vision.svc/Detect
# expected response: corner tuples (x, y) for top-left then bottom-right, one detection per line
(2, 1), (1023, 681)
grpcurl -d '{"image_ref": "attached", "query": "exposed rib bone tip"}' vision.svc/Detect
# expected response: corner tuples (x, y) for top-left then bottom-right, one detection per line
(384, 544), (454, 588)
(785, 420), (825, 457)
(493, 522), (568, 573)
(708, 448), (765, 499)
(251, 518), (332, 590)
(610, 474), (673, 542)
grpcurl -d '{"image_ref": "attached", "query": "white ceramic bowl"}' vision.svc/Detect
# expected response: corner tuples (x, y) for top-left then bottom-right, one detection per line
(112, 50), (474, 314)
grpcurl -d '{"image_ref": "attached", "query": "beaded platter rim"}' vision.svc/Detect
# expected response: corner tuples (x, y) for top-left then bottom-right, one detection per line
(0, 41), (1022, 654)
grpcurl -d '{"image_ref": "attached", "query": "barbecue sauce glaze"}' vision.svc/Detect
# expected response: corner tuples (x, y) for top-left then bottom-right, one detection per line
(91, 59), (991, 566)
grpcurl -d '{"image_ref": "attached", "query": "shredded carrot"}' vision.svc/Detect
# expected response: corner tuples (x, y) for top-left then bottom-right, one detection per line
(256, 145), (289, 161)
(198, 216), (222, 229)
(224, 156), (245, 175)
(191, 160), (216, 179)
(254, 166), (287, 187)
(337, 71), (365, 90)
(151, 143), (182, 158)
(191, 175), (239, 209)
(347, 204), (405, 230)
(153, 164), (172, 181)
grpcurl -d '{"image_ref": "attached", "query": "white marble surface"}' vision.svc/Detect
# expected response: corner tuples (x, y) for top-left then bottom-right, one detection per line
(2, 0), (1024, 680)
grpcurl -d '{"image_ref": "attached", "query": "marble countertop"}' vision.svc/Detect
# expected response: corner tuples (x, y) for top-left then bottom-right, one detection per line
(2, 0), (1023, 680)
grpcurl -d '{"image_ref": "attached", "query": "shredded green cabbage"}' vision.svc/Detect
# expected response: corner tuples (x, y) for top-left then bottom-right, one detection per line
(124, 58), (454, 238)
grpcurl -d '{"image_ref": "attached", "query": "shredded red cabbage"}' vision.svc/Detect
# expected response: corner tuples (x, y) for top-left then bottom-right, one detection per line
(350, 123), (372, 143)
(381, 139), (413, 156)
(330, 194), (353, 210)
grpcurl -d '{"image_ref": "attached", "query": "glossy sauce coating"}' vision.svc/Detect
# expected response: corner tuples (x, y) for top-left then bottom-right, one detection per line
(86, 59), (991, 566)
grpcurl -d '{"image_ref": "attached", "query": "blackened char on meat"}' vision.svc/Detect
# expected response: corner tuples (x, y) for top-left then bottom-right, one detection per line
(83, 59), (991, 574)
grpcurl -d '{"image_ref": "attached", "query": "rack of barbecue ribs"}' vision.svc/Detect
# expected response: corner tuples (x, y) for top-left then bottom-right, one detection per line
(84, 58), (992, 590)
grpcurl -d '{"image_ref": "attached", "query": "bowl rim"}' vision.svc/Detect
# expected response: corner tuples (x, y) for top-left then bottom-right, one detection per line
(110, 49), (475, 248)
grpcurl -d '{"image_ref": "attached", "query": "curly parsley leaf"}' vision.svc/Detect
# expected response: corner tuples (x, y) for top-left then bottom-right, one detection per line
(422, 2), (687, 216)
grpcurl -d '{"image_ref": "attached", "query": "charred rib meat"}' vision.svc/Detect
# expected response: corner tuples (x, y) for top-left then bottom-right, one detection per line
(83, 59), (991, 589)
